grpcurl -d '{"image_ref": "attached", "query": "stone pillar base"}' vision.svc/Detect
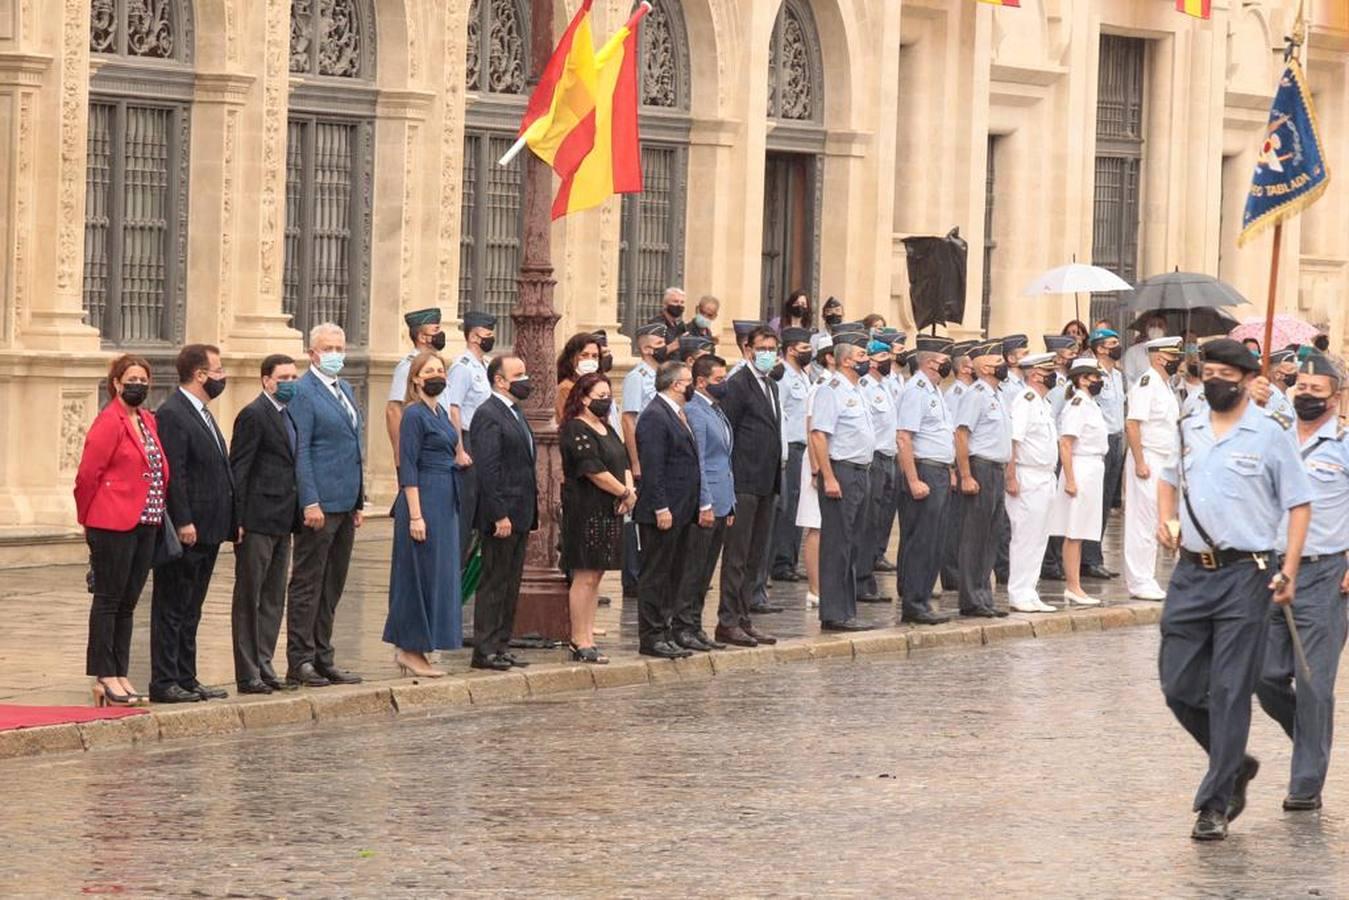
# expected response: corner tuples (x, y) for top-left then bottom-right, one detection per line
(225, 313), (304, 355)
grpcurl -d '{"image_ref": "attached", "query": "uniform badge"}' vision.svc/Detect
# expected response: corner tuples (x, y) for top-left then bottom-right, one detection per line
(1024, 392), (1035, 402)
(1140, 374), (1151, 386)
(1071, 397), (1082, 406)
(1267, 410), (1293, 430)
(846, 399), (859, 408)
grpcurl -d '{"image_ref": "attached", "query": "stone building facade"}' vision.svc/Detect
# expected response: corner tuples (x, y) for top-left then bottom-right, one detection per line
(0, 0), (1345, 534)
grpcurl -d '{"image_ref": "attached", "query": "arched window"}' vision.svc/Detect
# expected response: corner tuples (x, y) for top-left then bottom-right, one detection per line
(618, 0), (691, 337)
(460, 0), (531, 344)
(284, 0), (377, 351)
(84, 0), (194, 354)
(761, 0), (824, 318)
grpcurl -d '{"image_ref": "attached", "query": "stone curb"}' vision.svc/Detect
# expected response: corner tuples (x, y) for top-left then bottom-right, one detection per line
(0, 600), (1166, 761)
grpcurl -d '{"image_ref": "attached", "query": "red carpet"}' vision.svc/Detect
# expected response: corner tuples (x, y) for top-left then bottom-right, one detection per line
(0, 704), (148, 731)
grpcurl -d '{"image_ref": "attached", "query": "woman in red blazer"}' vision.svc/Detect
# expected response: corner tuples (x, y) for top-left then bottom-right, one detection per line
(74, 354), (169, 707)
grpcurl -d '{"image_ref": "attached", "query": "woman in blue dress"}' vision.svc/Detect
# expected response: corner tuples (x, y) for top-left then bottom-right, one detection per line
(385, 351), (470, 676)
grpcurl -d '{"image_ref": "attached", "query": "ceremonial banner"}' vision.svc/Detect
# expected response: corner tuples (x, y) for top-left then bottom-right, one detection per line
(1238, 60), (1331, 246)
(1175, 0), (1211, 19)
(517, 0), (597, 177)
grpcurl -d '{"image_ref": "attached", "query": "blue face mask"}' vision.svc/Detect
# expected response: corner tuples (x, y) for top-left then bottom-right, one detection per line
(273, 380), (297, 404)
(753, 350), (778, 374)
(694, 314), (713, 330)
(317, 351), (345, 376)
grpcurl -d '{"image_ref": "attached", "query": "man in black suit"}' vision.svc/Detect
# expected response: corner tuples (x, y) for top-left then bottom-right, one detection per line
(228, 354), (300, 695)
(150, 344), (235, 703)
(470, 354), (539, 671)
(718, 325), (783, 645)
(633, 361), (701, 659)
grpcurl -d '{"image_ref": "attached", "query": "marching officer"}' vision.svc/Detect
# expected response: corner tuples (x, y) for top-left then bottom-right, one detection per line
(1157, 338), (1313, 842)
(1122, 337), (1183, 601)
(857, 336), (899, 603)
(809, 329), (876, 632)
(953, 338), (1012, 618)
(1005, 352), (1060, 613)
(896, 335), (955, 626)
(1256, 350), (1349, 813)
(445, 310), (497, 560)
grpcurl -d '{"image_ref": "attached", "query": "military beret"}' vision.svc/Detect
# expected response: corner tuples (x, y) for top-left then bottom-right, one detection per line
(781, 327), (812, 346)
(1200, 338), (1261, 373)
(1044, 334), (1078, 353)
(404, 307), (441, 328)
(1145, 336), (1183, 354)
(1299, 350), (1342, 380)
(636, 322), (668, 339)
(916, 335), (955, 354)
(1088, 328), (1120, 347)
(968, 339), (1003, 359)
(1002, 334), (1029, 354)
(868, 339), (894, 355)
(462, 311), (497, 330)
(1019, 352), (1058, 369)
(1068, 357), (1103, 377)
(732, 320), (761, 338)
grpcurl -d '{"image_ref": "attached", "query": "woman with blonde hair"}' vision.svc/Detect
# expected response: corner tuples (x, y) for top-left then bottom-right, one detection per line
(384, 351), (471, 676)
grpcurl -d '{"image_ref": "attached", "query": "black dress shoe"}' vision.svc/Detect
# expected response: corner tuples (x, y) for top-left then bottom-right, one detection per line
(874, 558), (897, 573)
(696, 630), (727, 650)
(470, 655), (512, 671)
(715, 624), (757, 647)
(1283, 794), (1322, 811)
(286, 663), (331, 688)
(189, 682), (229, 700)
(961, 608), (998, 619)
(991, 608), (1009, 618)
(772, 570), (800, 583)
(820, 619), (870, 632)
(640, 641), (693, 659)
(499, 652), (531, 668)
(675, 632), (715, 652)
(259, 673), (283, 690)
(316, 665), (362, 685)
(1081, 564), (1116, 580)
(598, 595), (612, 606)
(857, 593), (892, 604)
(748, 602), (784, 614)
(236, 679), (273, 695)
(742, 622), (777, 645)
(902, 612), (951, 626)
(1191, 808), (1228, 841)
(1226, 756), (1260, 822)
(1040, 566), (1066, 581)
(150, 684), (202, 704)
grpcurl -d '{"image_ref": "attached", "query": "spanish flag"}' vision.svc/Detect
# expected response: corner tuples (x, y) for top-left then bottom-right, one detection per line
(977, 0), (1021, 7)
(1175, 0), (1211, 18)
(517, 0), (597, 177)
(551, 4), (650, 219)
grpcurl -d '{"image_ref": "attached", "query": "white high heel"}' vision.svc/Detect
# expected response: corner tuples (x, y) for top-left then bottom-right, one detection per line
(1063, 589), (1100, 607)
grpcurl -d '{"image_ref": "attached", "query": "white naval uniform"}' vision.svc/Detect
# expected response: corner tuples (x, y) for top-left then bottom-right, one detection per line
(796, 375), (829, 529)
(1007, 387), (1059, 610)
(1123, 369), (1179, 597)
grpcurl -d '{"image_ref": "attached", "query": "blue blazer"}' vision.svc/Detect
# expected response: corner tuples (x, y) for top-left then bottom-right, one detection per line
(685, 393), (735, 517)
(290, 369), (365, 514)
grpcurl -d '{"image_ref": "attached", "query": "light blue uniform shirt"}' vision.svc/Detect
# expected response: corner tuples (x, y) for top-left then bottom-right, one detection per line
(899, 372), (955, 464)
(445, 351), (491, 430)
(943, 380), (969, 420)
(955, 380), (1012, 464)
(780, 363), (811, 445)
(1280, 417), (1349, 556)
(621, 361), (657, 415)
(1047, 378), (1070, 420)
(885, 373), (905, 410)
(811, 376), (876, 466)
(1179, 381), (1208, 419)
(1161, 401), (1313, 553)
(859, 373), (898, 457)
(1097, 366), (1126, 434)
(998, 372), (1026, 405)
(1267, 384), (1295, 421)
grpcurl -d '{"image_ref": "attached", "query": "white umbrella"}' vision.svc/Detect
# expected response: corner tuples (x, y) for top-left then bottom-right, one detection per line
(1022, 262), (1133, 322)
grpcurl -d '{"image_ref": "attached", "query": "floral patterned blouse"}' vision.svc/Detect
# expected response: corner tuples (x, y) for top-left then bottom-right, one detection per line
(136, 415), (166, 526)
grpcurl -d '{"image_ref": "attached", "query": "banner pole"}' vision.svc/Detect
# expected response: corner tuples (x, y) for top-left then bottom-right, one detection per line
(1259, 222), (1282, 377)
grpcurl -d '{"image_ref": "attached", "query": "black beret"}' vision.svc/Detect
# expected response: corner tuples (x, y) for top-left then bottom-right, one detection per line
(1200, 338), (1261, 374)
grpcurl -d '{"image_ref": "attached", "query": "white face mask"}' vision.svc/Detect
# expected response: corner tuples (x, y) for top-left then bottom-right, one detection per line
(1147, 326), (1165, 340)
(576, 358), (600, 376)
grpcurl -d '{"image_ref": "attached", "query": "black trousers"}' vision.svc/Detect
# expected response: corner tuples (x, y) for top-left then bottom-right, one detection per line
(771, 442), (807, 576)
(1083, 431), (1124, 567)
(719, 492), (775, 628)
(875, 453), (901, 567)
(957, 457), (1006, 615)
(622, 520), (642, 593)
(286, 511), (355, 672)
(86, 524), (157, 677)
(473, 530), (528, 661)
(150, 541), (222, 694)
(675, 515), (726, 634)
(459, 429), (480, 564)
(857, 453), (896, 596)
(232, 530), (291, 684)
(940, 474), (963, 591)
(899, 461), (952, 619)
(638, 520), (694, 647)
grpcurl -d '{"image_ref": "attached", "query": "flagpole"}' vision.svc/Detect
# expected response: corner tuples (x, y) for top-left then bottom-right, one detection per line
(1259, 223), (1281, 378)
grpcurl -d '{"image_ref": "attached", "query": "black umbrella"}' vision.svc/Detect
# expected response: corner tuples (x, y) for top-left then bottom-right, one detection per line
(1121, 270), (1246, 337)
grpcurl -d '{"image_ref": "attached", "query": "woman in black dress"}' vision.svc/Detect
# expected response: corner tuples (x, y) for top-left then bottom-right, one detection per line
(559, 373), (634, 663)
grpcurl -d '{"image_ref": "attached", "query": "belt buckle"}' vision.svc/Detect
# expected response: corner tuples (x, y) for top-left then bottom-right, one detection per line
(1199, 550), (1218, 570)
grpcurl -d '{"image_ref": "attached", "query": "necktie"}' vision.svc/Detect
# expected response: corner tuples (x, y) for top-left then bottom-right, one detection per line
(201, 407), (226, 456)
(282, 408), (297, 453)
(511, 403), (535, 459)
(333, 382), (356, 427)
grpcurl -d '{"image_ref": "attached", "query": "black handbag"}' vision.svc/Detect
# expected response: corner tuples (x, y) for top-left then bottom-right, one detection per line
(153, 509), (183, 566)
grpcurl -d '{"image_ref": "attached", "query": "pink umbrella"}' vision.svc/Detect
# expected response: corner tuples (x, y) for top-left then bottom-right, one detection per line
(1227, 314), (1322, 350)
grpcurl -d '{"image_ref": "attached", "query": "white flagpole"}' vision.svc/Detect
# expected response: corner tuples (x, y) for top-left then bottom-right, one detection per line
(498, 135), (529, 167)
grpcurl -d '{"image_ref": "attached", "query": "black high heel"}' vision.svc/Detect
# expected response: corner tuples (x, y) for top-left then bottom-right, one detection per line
(569, 644), (609, 665)
(92, 678), (140, 707)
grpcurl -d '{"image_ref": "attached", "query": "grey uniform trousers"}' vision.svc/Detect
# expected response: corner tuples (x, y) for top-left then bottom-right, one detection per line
(875, 454), (901, 568)
(899, 461), (951, 620)
(1160, 555), (1274, 814)
(857, 453), (896, 597)
(957, 457), (1006, 615)
(771, 442), (807, 576)
(1256, 555), (1349, 800)
(819, 461), (870, 624)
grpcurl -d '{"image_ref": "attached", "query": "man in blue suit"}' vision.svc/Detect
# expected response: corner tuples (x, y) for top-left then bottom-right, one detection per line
(675, 355), (734, 652)
(285, 322), (365, 688)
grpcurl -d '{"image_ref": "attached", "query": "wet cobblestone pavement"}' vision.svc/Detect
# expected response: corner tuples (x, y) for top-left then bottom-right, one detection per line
(5, 626), (1348, 897)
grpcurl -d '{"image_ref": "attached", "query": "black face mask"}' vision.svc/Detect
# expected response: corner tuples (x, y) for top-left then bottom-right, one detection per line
(120, 383), (148, 407)
(599, 353), (614, 373)
(937, 361), (952, 379)
(1163, 359), (1181, 377)
(204, 376), (227, 400)
(479, 337), (496, 354)
(793, 351), (813, 368)
(665, 305), (684, 320)
(507, 378), (533, 401)
(1294, 394), (1328, 422)
(1043, 373), (1058, 391)
(852, 360), (872, 379)
(824, 314), (843, 327)
(429, 331), (447, 351)
(1282, 373), (1298, 389)
(588, 398), (613, 419)
(707, 381), (729, 401)
(651, 347), (668, 364)
(769, 362), (785, 382)
(993, 364), (1009, 382)
(1186, 363), (1201, 378)
(422, 377), (447, 397)
(1203, 377), (1242, 412)
(1107, 346), (1123, 362)
(1087, 381), (1104, 397)
(877, 360), (893, 377)
(792, 303), (809, 317)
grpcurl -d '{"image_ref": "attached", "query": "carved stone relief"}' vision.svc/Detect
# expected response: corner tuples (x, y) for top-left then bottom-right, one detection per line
(60, 394), (90, 472)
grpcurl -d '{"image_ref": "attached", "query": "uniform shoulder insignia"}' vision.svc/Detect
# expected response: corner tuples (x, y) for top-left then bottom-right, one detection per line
(1071, 397), (1083, 407)
(1338, 425), (1347, 442)
(829, 378), (841, 388)
(1140, 374), (1150, 386)
(1023, 391), (1035, 402)
(1267, 410), (1293, 430)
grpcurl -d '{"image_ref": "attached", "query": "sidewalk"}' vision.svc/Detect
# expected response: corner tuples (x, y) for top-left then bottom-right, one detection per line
(0, 514), (1160, 758)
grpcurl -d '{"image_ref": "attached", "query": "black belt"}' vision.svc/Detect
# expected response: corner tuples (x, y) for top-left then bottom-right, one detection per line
(1180, 548), (1274, 571)
(833, 460), (871, 472)
(788, 441), (807, 449)
(1286, 553), (1346, 565)
(971, 456), (1008, 466)
(916, 459), (952, 469)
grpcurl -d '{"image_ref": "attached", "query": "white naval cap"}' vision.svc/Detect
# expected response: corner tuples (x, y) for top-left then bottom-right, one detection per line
(1067, 357), (1102, 377)
(1145, 336), (1183, 353)
(810, 332), (834, 354)
(1017, 351), (1057, 369)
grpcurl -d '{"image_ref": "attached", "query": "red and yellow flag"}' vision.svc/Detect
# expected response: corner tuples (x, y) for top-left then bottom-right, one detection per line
(552, 5), (649, 219)
(977, 0), (1021, 7)
(518, 0), (597, 177)
(1176, 0), (1211, 18)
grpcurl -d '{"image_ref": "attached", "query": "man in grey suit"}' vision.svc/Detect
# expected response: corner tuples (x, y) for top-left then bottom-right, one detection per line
(675, 355), (733, 651)
(285, 323), (365, 688)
